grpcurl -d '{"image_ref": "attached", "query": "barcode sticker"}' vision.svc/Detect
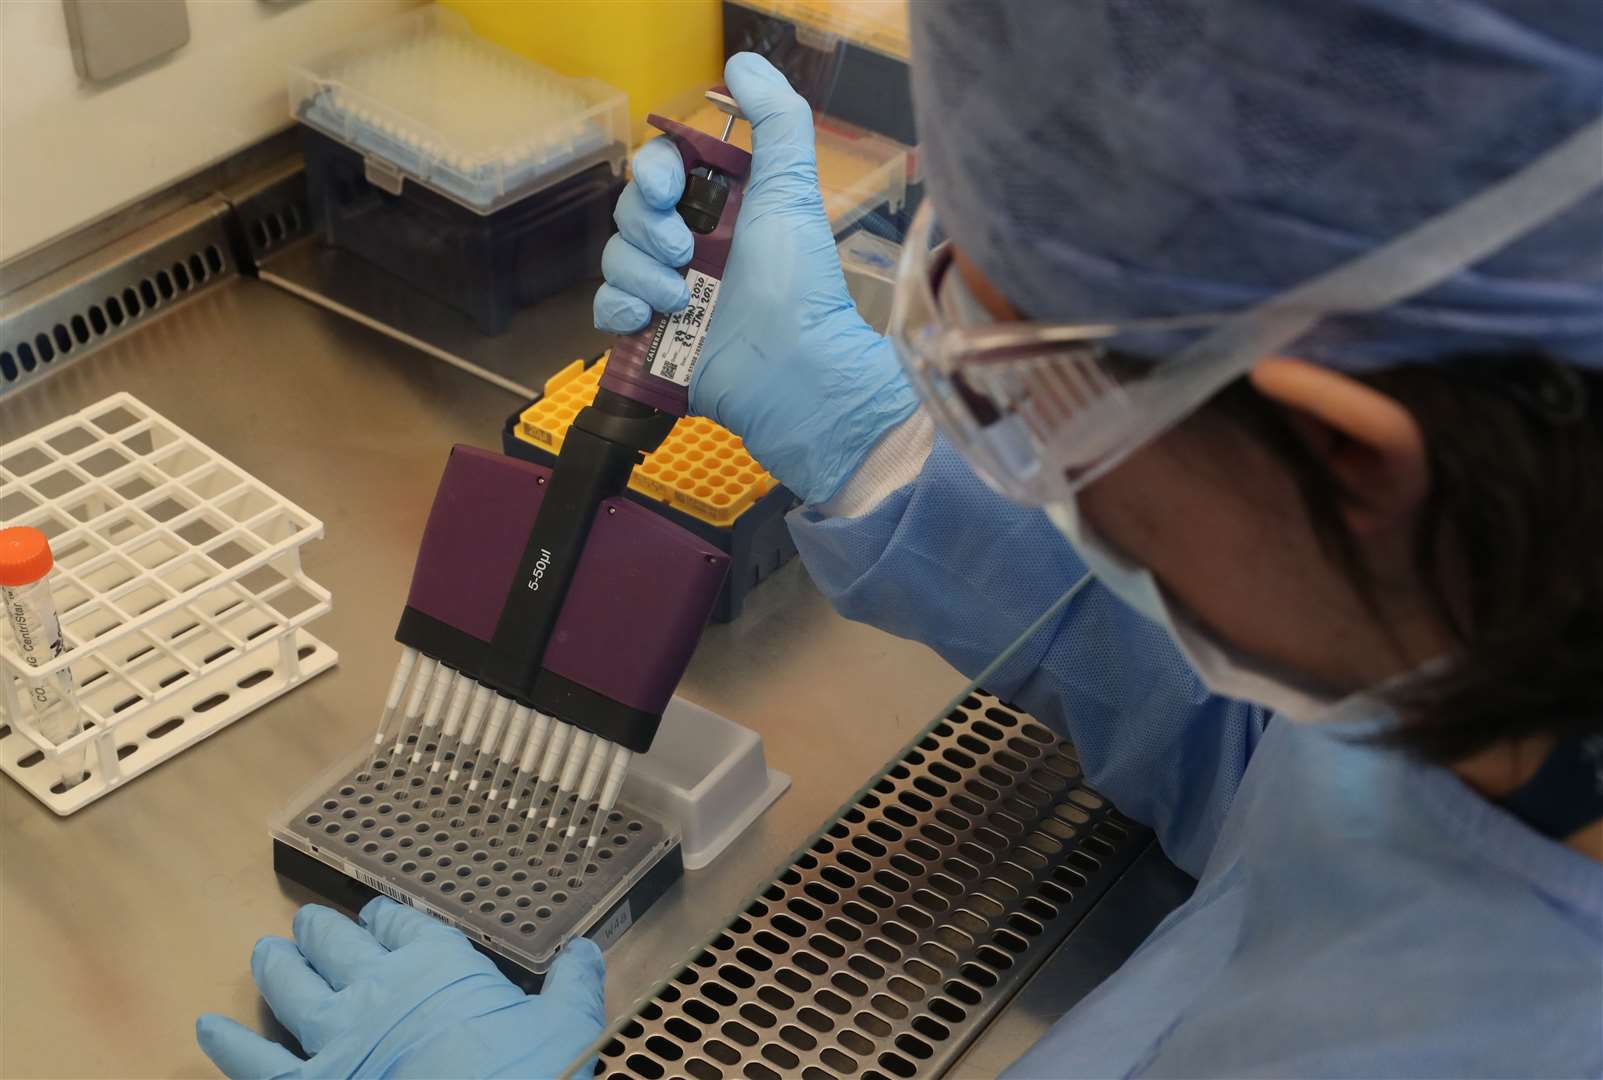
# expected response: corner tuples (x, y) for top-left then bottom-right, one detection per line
(350, 864), (413, 908)
(646, 269), (721, 387)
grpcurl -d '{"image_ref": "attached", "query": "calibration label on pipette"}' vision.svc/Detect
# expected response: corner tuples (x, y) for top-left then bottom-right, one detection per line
(646, 269), (721, 387)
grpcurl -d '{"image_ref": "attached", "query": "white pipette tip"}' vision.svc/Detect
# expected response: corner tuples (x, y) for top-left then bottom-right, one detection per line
(505, 712), (554, 812)
(556, 731), (592, 793)
(448, 684), (495, 782)
(468, 696), (514, 791)
(575, 737), (611, 804)
(408, 665), (456, 764)
(390, 654), (439, 755)
(521, 722), (574, 827)
(540, 732), (593, 842)
(537, 720), (573, 782)
(371, 646), (420, 746)
(597, 747), (632, 813)
(428, 681), (473, 774)
(486, 707), (532, 797)
(558, 739), (615, 849)
(580, 747), (632, 848)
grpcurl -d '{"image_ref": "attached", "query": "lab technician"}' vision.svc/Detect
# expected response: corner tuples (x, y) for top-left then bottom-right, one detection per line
(197, 3), (1603, 1076)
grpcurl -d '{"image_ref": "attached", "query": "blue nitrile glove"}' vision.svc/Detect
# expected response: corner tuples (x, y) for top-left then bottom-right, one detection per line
(195, 898), (603, 1079)
(593, 52), (918, 505)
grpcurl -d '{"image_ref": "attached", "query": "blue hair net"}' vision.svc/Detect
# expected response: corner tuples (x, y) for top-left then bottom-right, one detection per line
(909, 0), (1603, 369)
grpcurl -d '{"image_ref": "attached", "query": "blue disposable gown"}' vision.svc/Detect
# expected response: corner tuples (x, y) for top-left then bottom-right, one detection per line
(789, 436), (1603, 1078)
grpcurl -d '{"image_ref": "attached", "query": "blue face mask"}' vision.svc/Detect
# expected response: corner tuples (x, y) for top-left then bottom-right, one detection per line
(938, 268), (1341, 721)
(1043, 499), (1339, 722)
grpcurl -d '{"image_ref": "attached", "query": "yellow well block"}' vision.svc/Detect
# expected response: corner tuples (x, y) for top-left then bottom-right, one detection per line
(516, 354), (777, 527)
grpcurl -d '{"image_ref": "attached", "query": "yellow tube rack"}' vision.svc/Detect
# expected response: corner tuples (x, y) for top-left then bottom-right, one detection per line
(514, 355), (778, 528)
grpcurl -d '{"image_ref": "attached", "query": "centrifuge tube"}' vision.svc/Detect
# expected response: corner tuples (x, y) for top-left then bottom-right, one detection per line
(1, 528), (88, 791)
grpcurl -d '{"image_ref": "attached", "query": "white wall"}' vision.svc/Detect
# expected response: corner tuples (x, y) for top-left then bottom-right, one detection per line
(1, 0), (420, 264)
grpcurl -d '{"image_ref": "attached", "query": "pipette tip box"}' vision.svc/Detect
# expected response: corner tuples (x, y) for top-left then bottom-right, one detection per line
(503, 356), (800, 623)
(290, 7), (628, 334)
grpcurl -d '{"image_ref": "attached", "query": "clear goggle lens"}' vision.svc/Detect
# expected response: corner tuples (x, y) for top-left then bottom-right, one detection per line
(888, 200), (1329, 506)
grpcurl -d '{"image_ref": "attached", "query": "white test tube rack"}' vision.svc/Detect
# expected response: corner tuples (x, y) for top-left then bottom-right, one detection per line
(0, 393), (338, 815)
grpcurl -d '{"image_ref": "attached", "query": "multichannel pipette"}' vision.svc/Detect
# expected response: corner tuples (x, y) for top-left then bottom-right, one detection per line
(358, 91), (750, 869)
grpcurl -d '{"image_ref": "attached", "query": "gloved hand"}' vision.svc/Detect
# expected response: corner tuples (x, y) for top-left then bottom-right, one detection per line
(593, 52), (919, 505)
(195, 898), (603, 1079)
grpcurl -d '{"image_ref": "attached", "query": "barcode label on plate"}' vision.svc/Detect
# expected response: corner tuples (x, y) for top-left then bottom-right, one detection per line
(646, 268), (721, 387)
(590, 900), (634, 950)
(351, 864), (412, 908)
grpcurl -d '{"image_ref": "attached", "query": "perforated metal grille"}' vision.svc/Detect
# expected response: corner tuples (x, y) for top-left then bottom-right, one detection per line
(1, 202), (235, 396)
(599, 692), (1148, 1079)
(278, 746), (675, 973)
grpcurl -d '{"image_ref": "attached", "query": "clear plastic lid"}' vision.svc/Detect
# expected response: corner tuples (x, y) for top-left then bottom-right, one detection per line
(731, 0), (910, 61)
(838, 230), (901, 333)
(669, 95), (907, 237)
(289, 7), (628, 215)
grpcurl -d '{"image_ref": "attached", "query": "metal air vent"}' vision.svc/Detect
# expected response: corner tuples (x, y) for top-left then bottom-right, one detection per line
(1, 200), (236, 396)
(597, 692), (1149, 1079)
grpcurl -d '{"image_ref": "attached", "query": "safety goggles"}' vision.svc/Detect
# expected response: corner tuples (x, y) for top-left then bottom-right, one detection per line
(887, 199), (1283, 506)
(886, 116), (1603, 508)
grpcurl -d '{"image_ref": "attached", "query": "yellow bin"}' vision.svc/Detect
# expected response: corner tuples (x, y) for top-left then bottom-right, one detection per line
(441, 0), (726, 142)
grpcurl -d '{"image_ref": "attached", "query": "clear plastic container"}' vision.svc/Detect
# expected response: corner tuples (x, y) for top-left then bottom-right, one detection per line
(627, 697), (790, 870)
(291, 7), (628, 334)
(723, 0), (916, 146)
(731, 0), (910, 61)
(666, 93), (907, 238)
(838, 230), (901, 333)
(290, 7), (628, 214)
